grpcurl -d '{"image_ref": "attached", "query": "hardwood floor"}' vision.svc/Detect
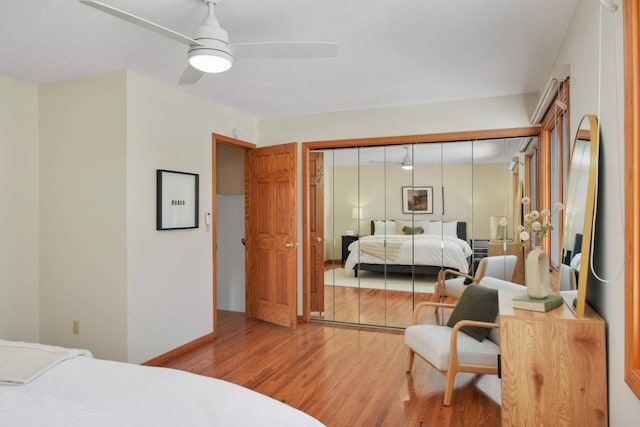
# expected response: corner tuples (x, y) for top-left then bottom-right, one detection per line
(155, 310), (502, 427)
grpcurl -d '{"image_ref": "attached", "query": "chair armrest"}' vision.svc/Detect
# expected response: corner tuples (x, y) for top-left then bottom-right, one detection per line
(451, 320), (499, 333)
(448, 320), (500, 366)
(411, 301), (457, 325)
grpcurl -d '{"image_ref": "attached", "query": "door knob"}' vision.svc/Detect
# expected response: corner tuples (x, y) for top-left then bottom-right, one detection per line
(316, 237), (323, 243)
(285, 242), (294, 248)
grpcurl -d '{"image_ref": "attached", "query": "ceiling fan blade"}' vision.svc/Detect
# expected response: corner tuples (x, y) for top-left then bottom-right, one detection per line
(230, 42), (338, 59)
(178, 65), (205, 85)
(79, 0), (202, 46)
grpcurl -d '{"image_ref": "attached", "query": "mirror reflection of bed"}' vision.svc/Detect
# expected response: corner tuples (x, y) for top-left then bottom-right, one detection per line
(307, 132), (537, 328)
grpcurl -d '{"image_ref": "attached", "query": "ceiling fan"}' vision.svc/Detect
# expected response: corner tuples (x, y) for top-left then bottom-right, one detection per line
(79, 0), (338, 85)
(369, 146), (414, 170)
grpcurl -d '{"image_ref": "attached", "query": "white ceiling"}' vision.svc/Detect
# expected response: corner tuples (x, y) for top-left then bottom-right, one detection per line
(0, 0), (578, 118)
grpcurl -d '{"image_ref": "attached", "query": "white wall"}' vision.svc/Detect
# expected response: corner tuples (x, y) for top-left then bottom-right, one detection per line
(258, 94), (537, 145)
(33, 70), (257, 364)
(125, 72), (256, 363)
(0, 75), (39, 341)
(39, 72), (128, 361)
(553, 1), (640, 425)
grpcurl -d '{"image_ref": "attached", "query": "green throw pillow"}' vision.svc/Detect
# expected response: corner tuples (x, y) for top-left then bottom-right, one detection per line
(446, 284), (499, 342)
(402, 225), (424, 235)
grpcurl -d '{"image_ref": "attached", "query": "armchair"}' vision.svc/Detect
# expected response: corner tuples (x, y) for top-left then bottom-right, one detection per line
(437, 255), (517, 303)
(406, 276), (526, 406)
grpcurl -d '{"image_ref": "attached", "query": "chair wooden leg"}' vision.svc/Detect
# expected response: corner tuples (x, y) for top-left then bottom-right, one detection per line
(443, 368), (457, 406)
(406, 349), (415, 373)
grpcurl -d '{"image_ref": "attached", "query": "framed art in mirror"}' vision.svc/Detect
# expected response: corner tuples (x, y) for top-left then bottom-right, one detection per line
(156, 169), (199, 230)
(402, 186), (433, 214)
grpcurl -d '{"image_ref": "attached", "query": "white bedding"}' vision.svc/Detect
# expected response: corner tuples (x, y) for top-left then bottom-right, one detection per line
(0, 342), (324, 427)
(344, 234), (472, 276)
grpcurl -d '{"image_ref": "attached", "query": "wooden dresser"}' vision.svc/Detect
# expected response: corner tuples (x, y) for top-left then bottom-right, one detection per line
(498, 290), (608, 426)
(488, 241), (525, 285)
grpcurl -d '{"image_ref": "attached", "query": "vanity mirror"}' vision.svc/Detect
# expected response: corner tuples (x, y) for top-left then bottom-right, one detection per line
(560, 114), (600, 318)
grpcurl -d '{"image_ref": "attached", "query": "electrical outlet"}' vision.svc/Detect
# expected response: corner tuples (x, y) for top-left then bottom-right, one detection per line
(72, 320), (80, 335)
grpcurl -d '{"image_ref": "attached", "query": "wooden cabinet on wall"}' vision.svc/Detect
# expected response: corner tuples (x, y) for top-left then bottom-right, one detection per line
(488, 241), (524, 285)
(498, 291), (608, 426)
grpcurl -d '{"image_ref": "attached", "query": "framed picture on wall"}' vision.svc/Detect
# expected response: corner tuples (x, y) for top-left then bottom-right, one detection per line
(402, 186), (433, 214)
(156, 169), (199, 230)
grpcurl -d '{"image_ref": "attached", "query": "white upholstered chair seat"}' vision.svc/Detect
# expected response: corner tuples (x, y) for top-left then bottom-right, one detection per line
(405, 324), (500, 371)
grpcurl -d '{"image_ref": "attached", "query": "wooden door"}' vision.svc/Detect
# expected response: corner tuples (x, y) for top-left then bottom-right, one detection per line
(245, 143), (298, 328)
(309, 152), (324, 312)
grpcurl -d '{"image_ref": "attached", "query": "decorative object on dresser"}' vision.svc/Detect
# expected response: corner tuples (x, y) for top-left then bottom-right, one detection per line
(517, 197), (563, 298)
(524, 246), (550, 298)
(511, 293), (564, 312)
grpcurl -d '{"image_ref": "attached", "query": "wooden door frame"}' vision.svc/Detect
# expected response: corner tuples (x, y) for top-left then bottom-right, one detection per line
(624, 0), (640, 400)
(301, 126), (541, 321)
(211, 133), (256, 337)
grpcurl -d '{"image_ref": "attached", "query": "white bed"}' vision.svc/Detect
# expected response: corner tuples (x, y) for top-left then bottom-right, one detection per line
(0, 340), (324, 427)
(344, 233), (472, 277)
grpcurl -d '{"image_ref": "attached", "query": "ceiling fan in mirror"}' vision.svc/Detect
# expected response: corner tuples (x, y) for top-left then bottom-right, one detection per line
(368, 146), (414, 170)
(79, 0), (338, 84)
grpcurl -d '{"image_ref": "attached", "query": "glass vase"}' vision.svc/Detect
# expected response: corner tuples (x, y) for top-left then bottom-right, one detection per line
(525, 245), (550, 298)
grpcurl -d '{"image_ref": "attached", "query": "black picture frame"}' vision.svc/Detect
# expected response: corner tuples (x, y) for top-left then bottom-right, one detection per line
(156, 169), (199, 230)
(402, 186), (433, 214)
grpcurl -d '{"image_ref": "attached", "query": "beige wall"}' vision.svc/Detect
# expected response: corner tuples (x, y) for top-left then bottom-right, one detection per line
(9, 70), (256, 363)
(0, 75), (39, 341)
(39, 72), (128, 360)
(125, 72), (256, 363)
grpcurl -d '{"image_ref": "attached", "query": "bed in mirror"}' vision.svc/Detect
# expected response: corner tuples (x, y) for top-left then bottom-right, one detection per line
(560, 114), (600, 318)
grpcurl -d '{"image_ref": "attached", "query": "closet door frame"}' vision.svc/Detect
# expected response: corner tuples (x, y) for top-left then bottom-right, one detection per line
(301, 126), (541, 321)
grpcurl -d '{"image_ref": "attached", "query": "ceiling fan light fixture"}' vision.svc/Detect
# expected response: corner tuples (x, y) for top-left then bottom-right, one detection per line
(188, 49), (232, 73)
(188, 15), (233, 74)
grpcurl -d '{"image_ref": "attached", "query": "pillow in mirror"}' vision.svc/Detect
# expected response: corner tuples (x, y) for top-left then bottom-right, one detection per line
(443, 221), (458, 237)
(373, 220), (396, 235)
(428, 221), (442, 235)
(401, 226), (424, 235)
(395, 220), (428, 234)
(428, 221), (458, 237)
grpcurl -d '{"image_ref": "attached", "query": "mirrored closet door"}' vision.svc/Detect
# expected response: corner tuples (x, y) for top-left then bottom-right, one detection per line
(306, 131), (538, 328)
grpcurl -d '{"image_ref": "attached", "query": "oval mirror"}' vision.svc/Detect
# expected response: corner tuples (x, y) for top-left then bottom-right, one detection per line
(560, 114), (599, 317)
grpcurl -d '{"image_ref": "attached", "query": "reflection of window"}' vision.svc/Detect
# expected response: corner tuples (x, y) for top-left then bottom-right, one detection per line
(540, 79), (570, 269)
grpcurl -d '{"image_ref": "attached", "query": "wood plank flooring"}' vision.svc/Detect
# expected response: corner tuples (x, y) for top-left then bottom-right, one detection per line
(155, 310), (502, 427)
